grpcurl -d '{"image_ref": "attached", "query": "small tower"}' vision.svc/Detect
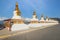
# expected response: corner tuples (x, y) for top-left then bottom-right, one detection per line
(13, 2), (21, 17)
(40, 14), (45, 23)
(30, 11), (38, 23)
(32, 11), (37, 18)
(46, 16), (49, 22)
(12, 2), (24, 24)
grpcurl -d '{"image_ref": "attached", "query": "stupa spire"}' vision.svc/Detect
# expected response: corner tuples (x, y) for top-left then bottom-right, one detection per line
(33, 11), (36, 15)
(40, 13), (45, 22)
(46, 16), (48, 19)
(46, 16), (49, 21)
(33, 11), (37, 18)
(15, 2), (21, 16)
(41, 14), (44, 18)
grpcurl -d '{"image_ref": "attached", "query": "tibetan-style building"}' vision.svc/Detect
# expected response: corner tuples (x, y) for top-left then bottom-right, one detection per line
(30, 11), (39, 23)
(45, 16), (49, 23)
(40, 14), (45, 23)
(4, 2), (24, 31)
(12, 2), (24, 24)
(11, 2), (29, 31)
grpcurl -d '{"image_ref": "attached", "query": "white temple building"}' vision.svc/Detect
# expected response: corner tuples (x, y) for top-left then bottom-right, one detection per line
(40, 14), (45, 23)
(45, 16), (49, 23)
(29, 11), (41, 28)
(30, 11), (39, 23)
(11, 2), (29, 31)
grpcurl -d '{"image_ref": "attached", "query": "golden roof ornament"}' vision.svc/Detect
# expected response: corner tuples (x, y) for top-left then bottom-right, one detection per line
(15, 2), (21, 16)
(41, 14), (44, 17)
(33, 11), (36, 15)
(16, 2), (18, 5)
(46, 16), (48, 19)
(33, 11), (37, 18)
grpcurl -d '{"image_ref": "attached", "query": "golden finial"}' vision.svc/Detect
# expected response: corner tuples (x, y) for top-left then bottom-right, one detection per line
(15, 2), (19, 10)
(46, 16), (48, 18)
(16, 2), (18, 5)
(41, 14), (44, 17)
(15, 2), (21, 16)
(46, 16), (49, 19)
(33, 11), (36, 15)
(33, 11), (37, 18)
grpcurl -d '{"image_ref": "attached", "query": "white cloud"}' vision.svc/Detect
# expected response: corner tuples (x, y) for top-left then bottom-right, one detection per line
(0, 17), (8, 21)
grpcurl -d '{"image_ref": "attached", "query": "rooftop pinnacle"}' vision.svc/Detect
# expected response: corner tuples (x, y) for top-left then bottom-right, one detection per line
(33, 11), (37, 18)
(15, 2), (21, 16)
(33, 11), (36, 15)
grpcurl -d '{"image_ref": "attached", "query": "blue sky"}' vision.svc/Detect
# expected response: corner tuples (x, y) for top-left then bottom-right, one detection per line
(0, 0), (60, 19)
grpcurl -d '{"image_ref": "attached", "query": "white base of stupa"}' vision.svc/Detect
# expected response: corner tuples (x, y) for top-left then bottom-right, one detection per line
(39, 23), (58, 27)
(28, 23), (58, 28)
(28, 23), (43, 28)
(31, 18), (39, 21)
(11, 24), (29, 31)
(11, 23), (58, 31)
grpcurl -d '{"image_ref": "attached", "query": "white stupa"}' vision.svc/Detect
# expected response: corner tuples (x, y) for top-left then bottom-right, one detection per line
(11, 2), (24, 24)
(45, 16), (49, 23)
(30, 11), (39, 23)
(40, 14), (45, 23)
(29, 11), (40, 28)
(11, 2), (29, 31)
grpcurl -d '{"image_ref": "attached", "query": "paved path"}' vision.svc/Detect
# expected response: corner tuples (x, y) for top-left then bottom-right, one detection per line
(0, 24), (60, 40)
